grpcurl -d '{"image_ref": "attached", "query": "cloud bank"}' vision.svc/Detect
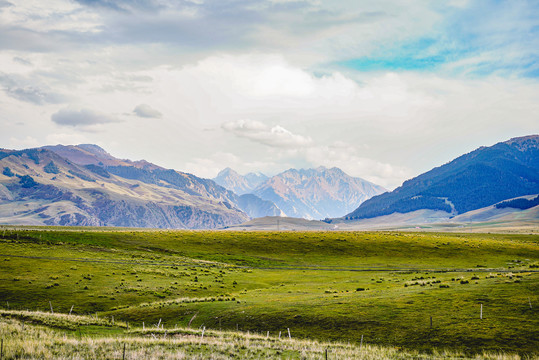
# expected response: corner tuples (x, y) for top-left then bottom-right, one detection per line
(0, 0), (537, 189)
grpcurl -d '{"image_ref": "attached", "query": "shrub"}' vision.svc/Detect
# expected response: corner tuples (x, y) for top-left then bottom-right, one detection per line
(43, 161), (60, 174)
(19, 175), (37, 188)
(2, 167), (15, 177)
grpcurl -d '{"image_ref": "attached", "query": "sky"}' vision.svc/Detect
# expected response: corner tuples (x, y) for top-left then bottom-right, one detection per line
(1, 0), (538, 189)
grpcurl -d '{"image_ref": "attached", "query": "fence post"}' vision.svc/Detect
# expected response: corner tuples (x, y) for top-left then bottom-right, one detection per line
(360, 334), (363, 347)
(480, 304), (483, 320)
(430, 316), (432, 328)
(69, 305), (74, 316)
(1, 338), (3, 360)
(49, 301), (53, 314)
(122, 343), (126, 360)
(325, 348), (328, 360)
(287, 328), (291, 339)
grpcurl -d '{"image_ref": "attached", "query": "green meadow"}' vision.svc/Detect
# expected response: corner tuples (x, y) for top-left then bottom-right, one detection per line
(0, 227), (537, 358)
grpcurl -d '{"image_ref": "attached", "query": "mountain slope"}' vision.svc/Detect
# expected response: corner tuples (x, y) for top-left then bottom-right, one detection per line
(344, 135), (539, 220)
(42, 145), (280, 220)
(0, 147), (252, 229)
(253, 167), (386, 219)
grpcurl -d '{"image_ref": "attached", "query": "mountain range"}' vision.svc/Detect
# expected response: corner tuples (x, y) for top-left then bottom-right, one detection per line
(1, 134), (537, 230)
(214, 167), (386, 219)
(341, 135), (539, 221)
(0, 145), (280, 229)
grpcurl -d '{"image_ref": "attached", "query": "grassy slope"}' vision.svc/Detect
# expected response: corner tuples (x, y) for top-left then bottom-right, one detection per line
(3, 313), (529, 360)
(1, 312), (534, 360)
(0, 227), (537, 355)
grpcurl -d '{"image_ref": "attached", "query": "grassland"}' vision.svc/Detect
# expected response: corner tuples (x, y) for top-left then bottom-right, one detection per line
(0, 226), (538, 358)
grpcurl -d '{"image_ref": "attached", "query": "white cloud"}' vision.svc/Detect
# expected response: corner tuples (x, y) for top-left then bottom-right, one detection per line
(0, 0), (102, 33)
(51, 108), (120, 128)
(222, 119), (313, 148)
(133, 104), (162, 119)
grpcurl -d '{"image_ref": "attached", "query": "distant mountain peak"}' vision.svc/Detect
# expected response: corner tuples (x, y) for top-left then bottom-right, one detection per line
(217, 167), (239, 177)
(253, 166), (386, 219)
(214, 167), (267, 195)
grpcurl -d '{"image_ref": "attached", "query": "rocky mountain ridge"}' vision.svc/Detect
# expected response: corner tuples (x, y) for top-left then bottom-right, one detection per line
(0, 145), (280, 228)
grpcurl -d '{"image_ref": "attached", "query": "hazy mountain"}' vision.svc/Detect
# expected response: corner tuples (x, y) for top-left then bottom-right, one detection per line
(253, 167), (386, 219)
(236, 194), (284, 218)
(214, 168), (268, 195)
(0, 145), (285, 229)
(343, 135), (539, 220)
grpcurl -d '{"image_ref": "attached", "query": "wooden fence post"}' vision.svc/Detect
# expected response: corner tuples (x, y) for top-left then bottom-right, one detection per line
(325, 348), (328, 360)
(287, 328), (291, 339)
(480, 304), (483, 320)
(1, 338), (3, 360)
(69, 305), (74, 316)
(122, 343), (126, 360)
(360, 335), (363, 347)
(49, 301), (53, 314)
(430, 316), (433, 328)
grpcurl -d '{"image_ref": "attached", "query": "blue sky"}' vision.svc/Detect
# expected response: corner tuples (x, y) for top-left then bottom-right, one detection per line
(339, 1), (539, 77)
(0, 0), (538, 189)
